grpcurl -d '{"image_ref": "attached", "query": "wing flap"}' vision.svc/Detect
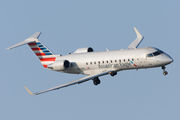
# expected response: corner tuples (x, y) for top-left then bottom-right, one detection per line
(25, 70), (112, 95)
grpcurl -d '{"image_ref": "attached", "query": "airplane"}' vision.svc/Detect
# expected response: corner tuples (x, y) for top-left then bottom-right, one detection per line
(7, 27), (173, 95)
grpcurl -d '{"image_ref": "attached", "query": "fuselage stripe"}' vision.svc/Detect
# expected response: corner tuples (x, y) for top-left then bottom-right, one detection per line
(130, 61), (137, 67)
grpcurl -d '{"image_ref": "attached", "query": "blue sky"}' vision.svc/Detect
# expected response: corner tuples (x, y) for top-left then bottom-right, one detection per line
(1, 0), (179, 120)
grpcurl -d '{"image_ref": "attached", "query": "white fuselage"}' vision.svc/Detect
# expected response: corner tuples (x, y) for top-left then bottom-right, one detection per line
(54, 47), (173, 75)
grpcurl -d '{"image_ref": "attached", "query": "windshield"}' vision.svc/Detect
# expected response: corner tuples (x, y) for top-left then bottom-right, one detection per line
(146, 49), (164, 58)
(146, 53), (153, 57)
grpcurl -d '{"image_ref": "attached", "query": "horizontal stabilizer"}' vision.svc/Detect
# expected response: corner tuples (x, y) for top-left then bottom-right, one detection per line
(6, 32), (41, 49)
(128, 27), (144, 49)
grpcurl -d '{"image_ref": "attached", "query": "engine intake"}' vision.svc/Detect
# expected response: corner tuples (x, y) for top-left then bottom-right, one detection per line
(47, 60), (71, 71)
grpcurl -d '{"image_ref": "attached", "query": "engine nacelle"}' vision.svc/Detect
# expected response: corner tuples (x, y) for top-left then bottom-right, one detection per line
(73, 47), (93, 54)
(47, 60), (71, 71)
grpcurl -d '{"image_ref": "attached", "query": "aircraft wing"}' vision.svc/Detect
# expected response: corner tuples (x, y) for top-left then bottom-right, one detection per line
(128, 27), (144, 49)
(24, 70), (112, 95)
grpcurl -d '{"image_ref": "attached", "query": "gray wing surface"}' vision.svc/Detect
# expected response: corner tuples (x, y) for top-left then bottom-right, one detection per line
(128, 27), (144, 49)
(24, 70), (112, 95)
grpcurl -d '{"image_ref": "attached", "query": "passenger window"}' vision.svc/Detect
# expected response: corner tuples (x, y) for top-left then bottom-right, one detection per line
(86, 62), (88, 65)
(94, 62), (96, 64)
(119, 59), (121, 62)
(115, 60), (117, 62)
(90, 62), (92, 65)
(102, 61), (104, 64)
(132, 59), (134, 61)
(124, 59), (125, 62)
(110, 60), (112, 63)
(98, 61), (100, 64)
(128, 59), (130, 61)
(106, 61), (108, 63)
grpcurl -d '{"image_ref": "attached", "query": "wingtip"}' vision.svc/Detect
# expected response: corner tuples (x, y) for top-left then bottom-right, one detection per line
(24, 86), (35, 95)
(134, 27), (142, 37)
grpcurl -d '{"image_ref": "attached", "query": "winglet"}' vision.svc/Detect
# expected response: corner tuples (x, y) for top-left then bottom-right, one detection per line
(128, 27), (144, 49)
(134, 27), (142, 37)
(24, 86), (35, 95)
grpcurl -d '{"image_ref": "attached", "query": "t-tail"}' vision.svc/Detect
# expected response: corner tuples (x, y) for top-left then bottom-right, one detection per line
(7, 32), (56, 68)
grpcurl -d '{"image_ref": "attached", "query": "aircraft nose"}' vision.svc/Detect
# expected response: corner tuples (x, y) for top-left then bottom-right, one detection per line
(166, 57), (173, 64)
(164, 54), (173, 65)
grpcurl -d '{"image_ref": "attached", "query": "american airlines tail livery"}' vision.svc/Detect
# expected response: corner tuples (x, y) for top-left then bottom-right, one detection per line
(7, 28), (173, 95)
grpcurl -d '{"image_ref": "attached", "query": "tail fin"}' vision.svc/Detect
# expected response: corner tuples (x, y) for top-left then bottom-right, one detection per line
(7, 32), (56, 68)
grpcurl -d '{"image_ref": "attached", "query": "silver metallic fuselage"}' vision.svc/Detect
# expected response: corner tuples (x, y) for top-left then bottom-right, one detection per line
(56, 47), (173, 75)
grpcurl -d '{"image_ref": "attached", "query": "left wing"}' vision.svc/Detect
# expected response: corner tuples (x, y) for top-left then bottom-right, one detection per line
(24, 70), (112, 95)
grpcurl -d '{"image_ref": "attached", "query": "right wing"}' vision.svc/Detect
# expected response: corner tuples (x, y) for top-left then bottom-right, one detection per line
(128, 27), (144, 49)
(24, 70), (112, 95)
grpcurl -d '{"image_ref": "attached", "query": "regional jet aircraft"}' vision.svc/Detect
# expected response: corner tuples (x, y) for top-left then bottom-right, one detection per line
(7, 28), (173, 95)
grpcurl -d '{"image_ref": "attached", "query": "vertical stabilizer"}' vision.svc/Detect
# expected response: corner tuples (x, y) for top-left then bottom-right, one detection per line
(7, 32), (56, 68)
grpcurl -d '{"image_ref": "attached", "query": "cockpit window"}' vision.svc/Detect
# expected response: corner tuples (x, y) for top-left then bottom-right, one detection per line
(146, 49), (164, 58)
(153, 51), (161, 56)
(146, 53), (153, 58)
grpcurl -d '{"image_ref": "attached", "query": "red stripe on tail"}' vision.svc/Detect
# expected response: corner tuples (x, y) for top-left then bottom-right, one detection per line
(43, 65), (48, 68)
(40, 57), (56, 61)
(28, 43), (37, 46)
(31, 48), (41, 51)
(36, 53), (46, 56)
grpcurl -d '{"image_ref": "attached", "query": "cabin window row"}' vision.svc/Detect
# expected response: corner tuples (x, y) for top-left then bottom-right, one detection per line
(86, 58), (135, 65)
